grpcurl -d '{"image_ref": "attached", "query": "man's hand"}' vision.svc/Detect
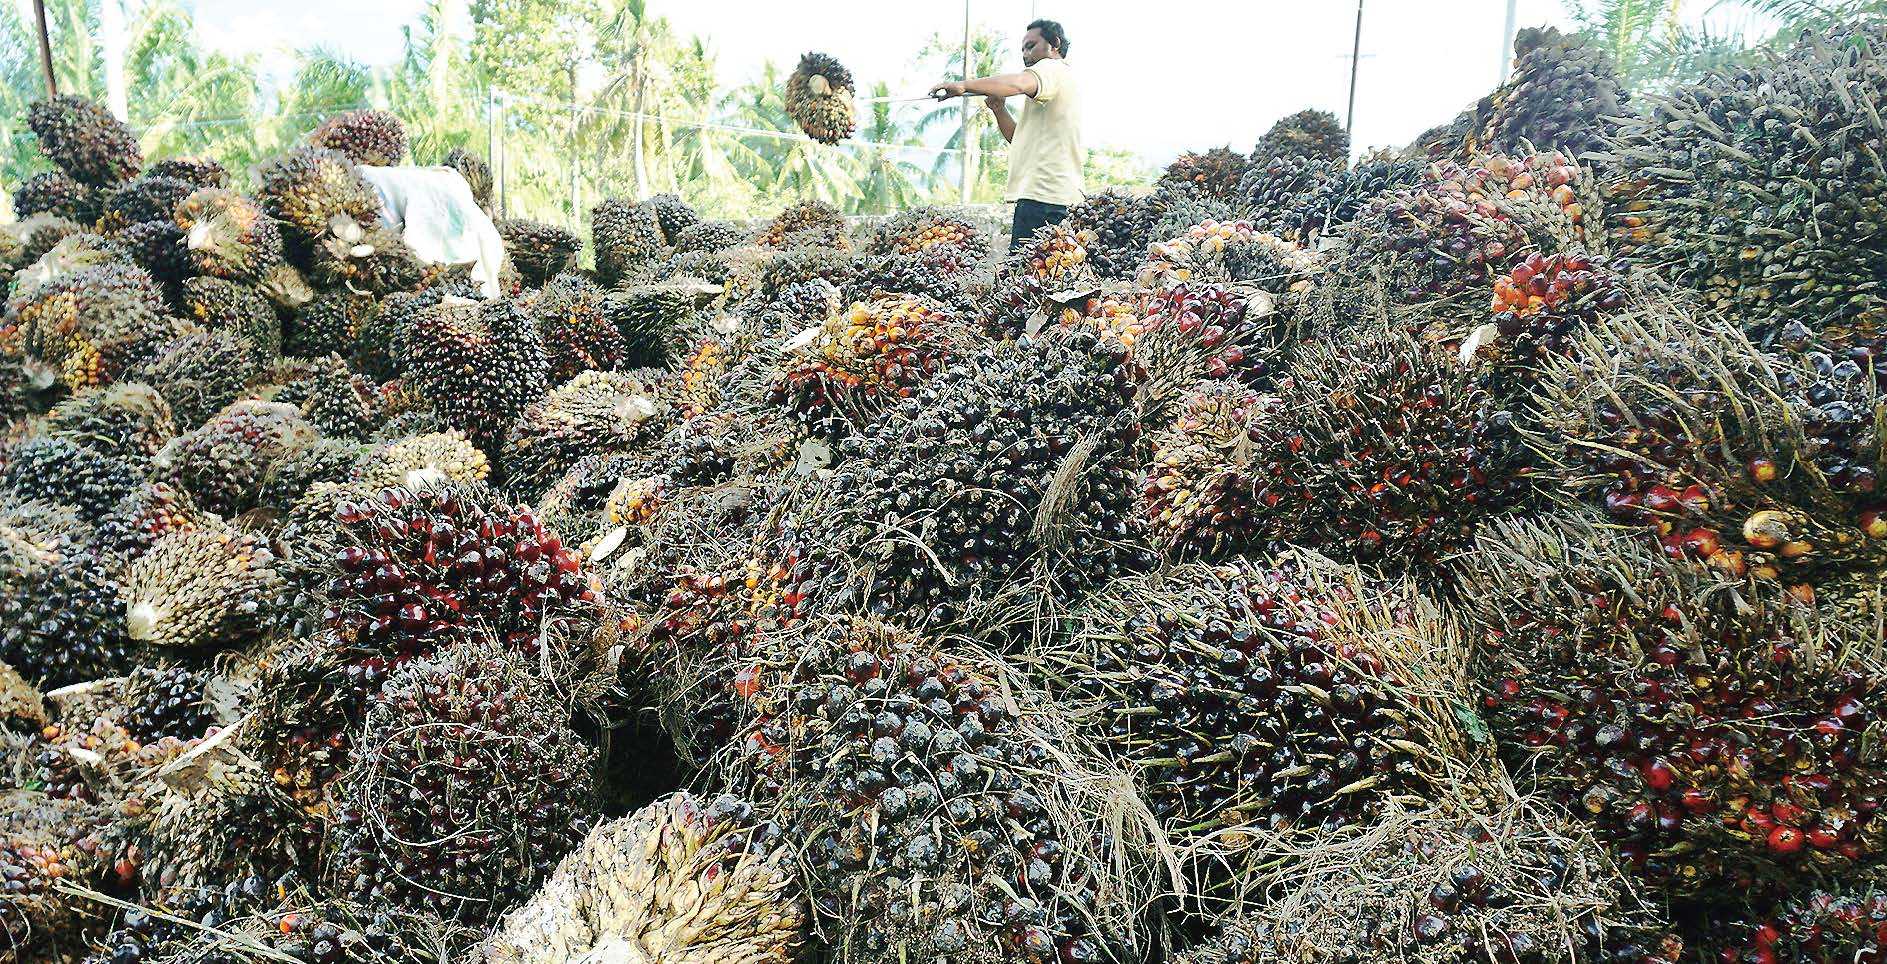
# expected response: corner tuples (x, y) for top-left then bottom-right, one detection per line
(928, 81), (967, 100)
(983, 94), (1007, 112)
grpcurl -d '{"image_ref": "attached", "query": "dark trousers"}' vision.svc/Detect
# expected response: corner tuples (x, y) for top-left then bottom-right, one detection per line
(1009, 198), (1070, 253)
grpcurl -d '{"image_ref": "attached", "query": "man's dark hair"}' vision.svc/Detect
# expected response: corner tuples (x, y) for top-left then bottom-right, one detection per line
(1028, 19), (1069, 56)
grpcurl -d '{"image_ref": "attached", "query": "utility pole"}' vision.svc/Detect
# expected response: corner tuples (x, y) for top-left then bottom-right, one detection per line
(1499, 0), (1519, 84)
(959, 0), (973, 205)
(31, 0), (56, 98)
(568, 59), (581, 221)
(1345, 0), (1363, 134)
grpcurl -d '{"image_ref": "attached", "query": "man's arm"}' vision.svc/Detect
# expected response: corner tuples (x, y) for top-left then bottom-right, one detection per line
(987, 95), (1016, 143)
(929, 70), (1041, 101)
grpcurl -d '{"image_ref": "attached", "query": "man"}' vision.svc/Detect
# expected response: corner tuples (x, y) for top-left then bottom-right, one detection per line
(930, 19), (1082, 253)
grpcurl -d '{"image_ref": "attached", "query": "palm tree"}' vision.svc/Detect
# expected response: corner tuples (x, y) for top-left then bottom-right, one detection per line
(852, 81), (932, 213)
(122, 1), (266, 173)
(913, 27), (1009, 203)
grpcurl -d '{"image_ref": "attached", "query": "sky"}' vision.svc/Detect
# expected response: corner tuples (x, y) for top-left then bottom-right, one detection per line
(170, 0), (1760, 165)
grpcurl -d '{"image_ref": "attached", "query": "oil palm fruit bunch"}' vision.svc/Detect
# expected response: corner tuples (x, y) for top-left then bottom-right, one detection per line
(591, 197), (666, 285)
(26, 95), (142, 187)
(1728, 881), (1887, 964)
(785, 51), (858, 144)
(1040, 556), (1433, 836)
(672, 218), (745, 255)
(1141, 381), (1268, 558)
(180, 276), (282, 362)
(1246, 328), (1531, 569)
(324, 644), (596, 926)
(646, 192), (701, 243)
(1159, 146), (1252, 204)
(306, 218), (432, 294)
(852, 248), (978, 312)
(1065, 189), (1161, 280)
(154, 400), (317, 516)
(758, 198), (849, 249)
(114, 219), (192, 294)
(0, 436), (140, 517)
(770, 294), (975, 440)
(497, 217), (582, 287)
(1530, 307), (1886, 591)
(483, 791), (804, 964)
(1252, 108), (1351, 167)
(805, 329), (1148, 629)
(115, 666), (216, 743)
(1475, 27), (1625, 162)
(868, 206), (987, 261)
(1236, 153), (1341, 234)
(530, 272), (628, 382)
(261, 436), (368, 507)
(986, 224), (1098, 333)
(1, 794), (117, 963)
(1177, 796), (1681, 964)
(1128, 282), (1287, 424)
(95, 175), (195, 233)
(356, 430), (490, 490)
(1459, 515), (1887, 889)
(309, 108), (409, 166)
(10, 261), (177, 393)
(85, 481), (208, 570)
(1603, 26), (1887, 345)
(443, 146), (494, 211)
(42, 382), (176, 467)
(285, 287), (377, 359)
(310, 481), (600, 669)
(127, 328), (263, 429)
(1344, 150), (1596, 306)
(12, 170), (101, 223)
(608, 276), (717, 366)
(502, 370), (669, 500)
(291, 354), (382, 439)
(737, 616), (1135, 964)
(0, 516), (135, 687)
(392, 294), (550, 452)
(256, 146), (383, 243)
(145, 156), (229, 188)
(1467, 249), (1628, 401)
(174, 187), (286, 281)
(1056, 287), (1152, 349)
(1281, 149), (1425, 244)
(122, 526), (284, 649)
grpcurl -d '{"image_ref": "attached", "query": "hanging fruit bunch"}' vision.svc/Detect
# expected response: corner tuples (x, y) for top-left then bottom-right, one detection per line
(785, 52), (858, 144)
(1531, 306), (1887, 593)
(1460, 515), (1887, 891)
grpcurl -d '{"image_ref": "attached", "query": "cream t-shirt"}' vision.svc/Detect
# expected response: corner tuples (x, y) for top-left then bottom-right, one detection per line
(1004, 57), (1084, 207)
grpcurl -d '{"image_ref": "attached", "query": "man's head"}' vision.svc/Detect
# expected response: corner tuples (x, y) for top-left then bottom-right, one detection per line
(1022, 19), (1068, 65)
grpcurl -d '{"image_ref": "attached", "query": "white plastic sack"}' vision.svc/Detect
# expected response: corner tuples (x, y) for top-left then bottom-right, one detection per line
(357, 165), (507, 298)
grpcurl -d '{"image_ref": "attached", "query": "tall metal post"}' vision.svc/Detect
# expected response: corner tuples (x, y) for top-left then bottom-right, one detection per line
(568, 59), (581, 220)
(959, 0), (973, 205)
(1345, 0), (1364, 134)
(32, 0), (57, 98)
(1499, 0), (1519, 83)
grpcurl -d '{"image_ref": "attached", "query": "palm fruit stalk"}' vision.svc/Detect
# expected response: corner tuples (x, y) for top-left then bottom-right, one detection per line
(802, 329), (1150, 631)
(591, 197), (667, 285)
(1459, 514), (1887, 890)
(1038, 555), (1449, 841)
(502, 370), (669, 500)
(309, 108), (409, 166)
(26, 95), (142, 187)
(153, 399), (318, 516)
(785, 52), (858, 144)
(1244, 327), (1533, 570)
(1159, 146), (1251, 204)
(1529, 304), (1887, 592)
(1597, 24), (1886, 345)
(323, 644), (596, 925)
(10, 261), (178, 393)
(482, 791), (804, 964)
(173, 186), (286, 281)
(1474, 27), (1626, 162)
(127, 328), (264, 429)
(1177, 794), (1681, 964)
(392, 293), (550, 453)
(769, 294), (975, 440)
(730, 616), (1148, 964)
(1252, 108), (1350, 166)
(121, 526), (284, 649)
(497, 217), (582, 287)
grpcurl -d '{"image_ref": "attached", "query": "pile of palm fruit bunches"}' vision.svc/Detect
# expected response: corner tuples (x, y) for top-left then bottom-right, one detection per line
(2, 18), (1885, 964)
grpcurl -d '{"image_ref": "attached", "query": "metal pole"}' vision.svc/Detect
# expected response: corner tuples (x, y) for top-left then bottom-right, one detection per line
(32, 0), (57, 98)
(959, 0), (973, 205)
(1345, 0), (1363, 134)
(1498, 0), (1519, 84)
(568, 60), (581, 220)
